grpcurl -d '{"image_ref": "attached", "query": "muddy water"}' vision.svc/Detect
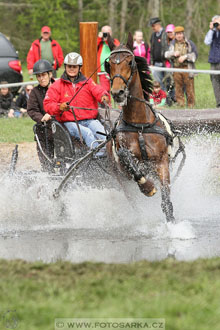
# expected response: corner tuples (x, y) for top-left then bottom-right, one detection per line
(0, 135), (220, 263)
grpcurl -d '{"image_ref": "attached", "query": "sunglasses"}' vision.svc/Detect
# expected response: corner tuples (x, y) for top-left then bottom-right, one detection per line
(26, 88), (33, 91)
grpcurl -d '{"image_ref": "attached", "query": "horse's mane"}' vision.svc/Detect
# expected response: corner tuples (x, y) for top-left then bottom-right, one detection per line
(134, 55), (153, 101)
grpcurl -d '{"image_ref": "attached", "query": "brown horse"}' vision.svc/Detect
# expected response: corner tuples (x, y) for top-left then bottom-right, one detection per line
(105, 33), (175, 222)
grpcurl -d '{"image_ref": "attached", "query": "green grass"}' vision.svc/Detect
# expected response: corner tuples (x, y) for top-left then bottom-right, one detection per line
(0, 259), (220, 330)
(194, 62), (216, 109)
(0, 117), (34, 143)
(162, 62), (216, 109)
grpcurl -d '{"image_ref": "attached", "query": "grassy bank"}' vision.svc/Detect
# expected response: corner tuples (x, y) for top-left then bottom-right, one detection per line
(0, 117), (34, 143)
(0, 258), (219, 330)
(193, 62), (215, 109)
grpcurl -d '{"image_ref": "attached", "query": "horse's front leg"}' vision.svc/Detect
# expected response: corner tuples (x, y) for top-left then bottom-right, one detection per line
(156, 154), (175, 223)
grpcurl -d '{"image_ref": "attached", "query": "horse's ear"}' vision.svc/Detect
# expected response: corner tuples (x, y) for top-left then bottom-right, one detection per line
(107, 34), (116, 51)
(126, 32), (134, 52)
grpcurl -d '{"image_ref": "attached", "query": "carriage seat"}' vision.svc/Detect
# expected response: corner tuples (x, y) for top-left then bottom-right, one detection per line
(51, 120), (87, 162)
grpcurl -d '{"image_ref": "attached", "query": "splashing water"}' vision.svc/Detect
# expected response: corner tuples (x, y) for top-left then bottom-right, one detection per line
(0, 135), (220, 262)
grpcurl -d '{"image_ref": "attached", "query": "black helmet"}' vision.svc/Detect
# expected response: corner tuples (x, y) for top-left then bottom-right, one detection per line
(33, 59), (52, 75)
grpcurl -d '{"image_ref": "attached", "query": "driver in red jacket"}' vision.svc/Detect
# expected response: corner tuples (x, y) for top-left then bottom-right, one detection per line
(43, 52), (110, 157)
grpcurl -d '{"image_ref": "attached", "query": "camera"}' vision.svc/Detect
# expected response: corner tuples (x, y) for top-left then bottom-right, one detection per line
(103, 32), (108, 38)
(213, 22), (219, 28)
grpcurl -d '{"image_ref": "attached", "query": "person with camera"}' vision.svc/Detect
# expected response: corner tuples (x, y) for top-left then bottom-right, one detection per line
(97, 26), (120, 96)
(204, 15), (220, 107)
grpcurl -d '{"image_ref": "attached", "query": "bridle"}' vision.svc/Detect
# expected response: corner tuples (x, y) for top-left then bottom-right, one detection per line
(105, 47), (156, 113)
(105, 48), (137, 89)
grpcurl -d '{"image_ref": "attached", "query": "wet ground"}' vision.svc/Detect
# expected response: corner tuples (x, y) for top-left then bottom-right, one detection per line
(0, 136), (220, 263)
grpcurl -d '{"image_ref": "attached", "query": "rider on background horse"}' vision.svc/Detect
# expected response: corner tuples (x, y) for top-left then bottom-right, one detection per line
(43, 52), (110, 158)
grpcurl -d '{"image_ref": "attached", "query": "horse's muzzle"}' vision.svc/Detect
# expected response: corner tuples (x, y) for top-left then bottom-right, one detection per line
(111, 88), (127, 104)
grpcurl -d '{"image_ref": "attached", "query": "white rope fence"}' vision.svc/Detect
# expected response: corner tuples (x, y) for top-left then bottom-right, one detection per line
(1, 66), (220, 89)
(148, 66), (220, 75)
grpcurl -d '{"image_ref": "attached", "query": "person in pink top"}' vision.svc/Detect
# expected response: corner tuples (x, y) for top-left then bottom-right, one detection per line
(165, 24), (175, 68)
(133, 30), (150, 65)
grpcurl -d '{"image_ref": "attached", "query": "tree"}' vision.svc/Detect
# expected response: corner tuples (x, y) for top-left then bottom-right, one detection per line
(109, 0), (117, 35)
(78, 0), (83, 22)
(185, 0), (194, 39)
(147, 0), (160, 18)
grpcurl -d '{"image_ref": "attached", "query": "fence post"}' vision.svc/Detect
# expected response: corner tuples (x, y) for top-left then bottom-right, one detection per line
(80, 22), (98, 83)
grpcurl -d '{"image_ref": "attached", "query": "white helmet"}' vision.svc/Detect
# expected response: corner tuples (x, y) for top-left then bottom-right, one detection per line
(64, 52), (83, 66)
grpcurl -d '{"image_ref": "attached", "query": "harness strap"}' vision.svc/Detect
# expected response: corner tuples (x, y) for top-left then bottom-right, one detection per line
(116, 120), (173, 145)
(138, 132), (149, 160)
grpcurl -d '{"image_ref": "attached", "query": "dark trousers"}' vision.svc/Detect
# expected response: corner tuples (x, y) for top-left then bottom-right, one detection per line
(210, 63), (220, 107)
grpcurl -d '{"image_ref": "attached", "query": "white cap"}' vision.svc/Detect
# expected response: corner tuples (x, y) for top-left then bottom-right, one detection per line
(64, 52), (83, 66)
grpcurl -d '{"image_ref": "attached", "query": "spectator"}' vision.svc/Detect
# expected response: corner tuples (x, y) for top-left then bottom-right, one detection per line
(15, 84), (34, 116)
(165, 26), (198, 108)
(204, 15), (220, 107)
(0, 82), (20, 118)
(149, 17), (167, 90)
(165, 24), (176, 68)
(164, 24), (176, 103)
(27, 26), (64, 78)
(27, 60), (55, 172)
(97, 25), (120, 96)
(133, 30), (150, 65)
(43, 52), (110, 158)
(150, 81), (167, 108)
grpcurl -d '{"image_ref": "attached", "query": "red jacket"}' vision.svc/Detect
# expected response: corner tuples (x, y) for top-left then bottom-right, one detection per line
(97, 37), (120, 72)
(27, 38), (64, 70)
(150, 89), (167, 105)
(43, 72), (109, 122)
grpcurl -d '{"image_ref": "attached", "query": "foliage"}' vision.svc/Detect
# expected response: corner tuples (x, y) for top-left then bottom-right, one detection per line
(0, 258), (220, 329)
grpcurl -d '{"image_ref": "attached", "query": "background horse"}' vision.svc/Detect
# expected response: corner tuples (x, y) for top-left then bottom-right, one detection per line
(105, 33), (175, 222)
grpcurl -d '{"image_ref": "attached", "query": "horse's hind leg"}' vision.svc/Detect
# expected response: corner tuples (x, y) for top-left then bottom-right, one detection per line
(156, 155), (175, 223)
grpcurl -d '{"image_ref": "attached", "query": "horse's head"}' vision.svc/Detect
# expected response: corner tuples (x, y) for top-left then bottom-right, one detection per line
(105, 33), (137, 106)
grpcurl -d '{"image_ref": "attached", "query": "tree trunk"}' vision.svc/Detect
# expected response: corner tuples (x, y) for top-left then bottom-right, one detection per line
(109, 0), (117, 36)
(120, 0), (128, 41)
(218, 0), (220, 13)
(185, 0), (194, 39)
(78, 0), (83, 22)
(147, 0), (160, 18)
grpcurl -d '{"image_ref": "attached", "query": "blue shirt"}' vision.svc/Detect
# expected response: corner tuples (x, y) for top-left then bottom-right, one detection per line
(204, 29), (219, 45)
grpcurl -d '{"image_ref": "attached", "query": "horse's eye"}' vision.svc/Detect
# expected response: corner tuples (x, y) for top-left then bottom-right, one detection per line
(128, 60), (132, 67)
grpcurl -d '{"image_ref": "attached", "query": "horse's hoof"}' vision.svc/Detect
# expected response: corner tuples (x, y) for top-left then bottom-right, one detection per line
(167, 216), (176, 223)
(147, 187), (157, 197)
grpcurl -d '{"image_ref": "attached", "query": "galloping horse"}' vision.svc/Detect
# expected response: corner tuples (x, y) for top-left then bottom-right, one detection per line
(105, 33), (176, 222)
